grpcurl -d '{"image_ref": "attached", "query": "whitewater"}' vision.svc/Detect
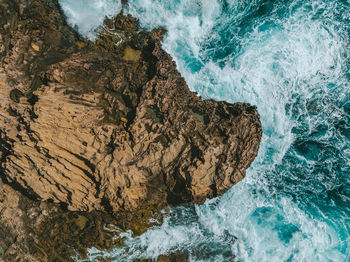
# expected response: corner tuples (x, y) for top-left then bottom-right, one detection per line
(58, 0), (350, 261)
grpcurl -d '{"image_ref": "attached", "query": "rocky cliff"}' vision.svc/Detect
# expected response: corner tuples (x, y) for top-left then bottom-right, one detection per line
(0, 0), (262, 260)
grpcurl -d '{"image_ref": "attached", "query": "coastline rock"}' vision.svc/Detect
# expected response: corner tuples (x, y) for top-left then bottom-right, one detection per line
(0, 0), (262, 260)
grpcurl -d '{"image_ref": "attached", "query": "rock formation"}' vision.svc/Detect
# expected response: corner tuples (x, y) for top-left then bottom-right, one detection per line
(0, 0), (262, 260)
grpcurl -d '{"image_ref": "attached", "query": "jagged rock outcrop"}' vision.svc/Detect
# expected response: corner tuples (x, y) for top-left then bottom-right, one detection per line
(0, 0), (261, 215)
(0, 0), (262, 260)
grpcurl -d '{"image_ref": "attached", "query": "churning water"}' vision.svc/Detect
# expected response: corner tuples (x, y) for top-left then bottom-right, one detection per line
(59, 0), (350, 261)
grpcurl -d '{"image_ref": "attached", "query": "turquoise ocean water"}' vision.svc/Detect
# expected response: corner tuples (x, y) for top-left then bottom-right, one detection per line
(59, 0), (350, 261)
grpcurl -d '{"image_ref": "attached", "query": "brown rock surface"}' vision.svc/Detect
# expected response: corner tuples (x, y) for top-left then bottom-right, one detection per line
(0, 0), (262, 260)
(157, 253), (189, 262)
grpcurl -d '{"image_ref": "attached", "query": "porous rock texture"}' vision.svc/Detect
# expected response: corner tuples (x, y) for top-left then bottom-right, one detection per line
(0, 0), (262, 260)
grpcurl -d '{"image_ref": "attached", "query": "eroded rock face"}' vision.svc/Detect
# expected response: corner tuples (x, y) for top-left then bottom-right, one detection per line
(0, 0), (261, 216)
(0, 1), (262, 257)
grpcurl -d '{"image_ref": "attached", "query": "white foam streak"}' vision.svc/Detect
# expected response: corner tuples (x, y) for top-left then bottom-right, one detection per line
(59, 0), (121, 40)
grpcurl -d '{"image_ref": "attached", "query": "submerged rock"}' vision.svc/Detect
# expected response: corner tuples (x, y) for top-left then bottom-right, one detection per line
(0, 0), (262, 260)
(157, 253), (189, 262)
